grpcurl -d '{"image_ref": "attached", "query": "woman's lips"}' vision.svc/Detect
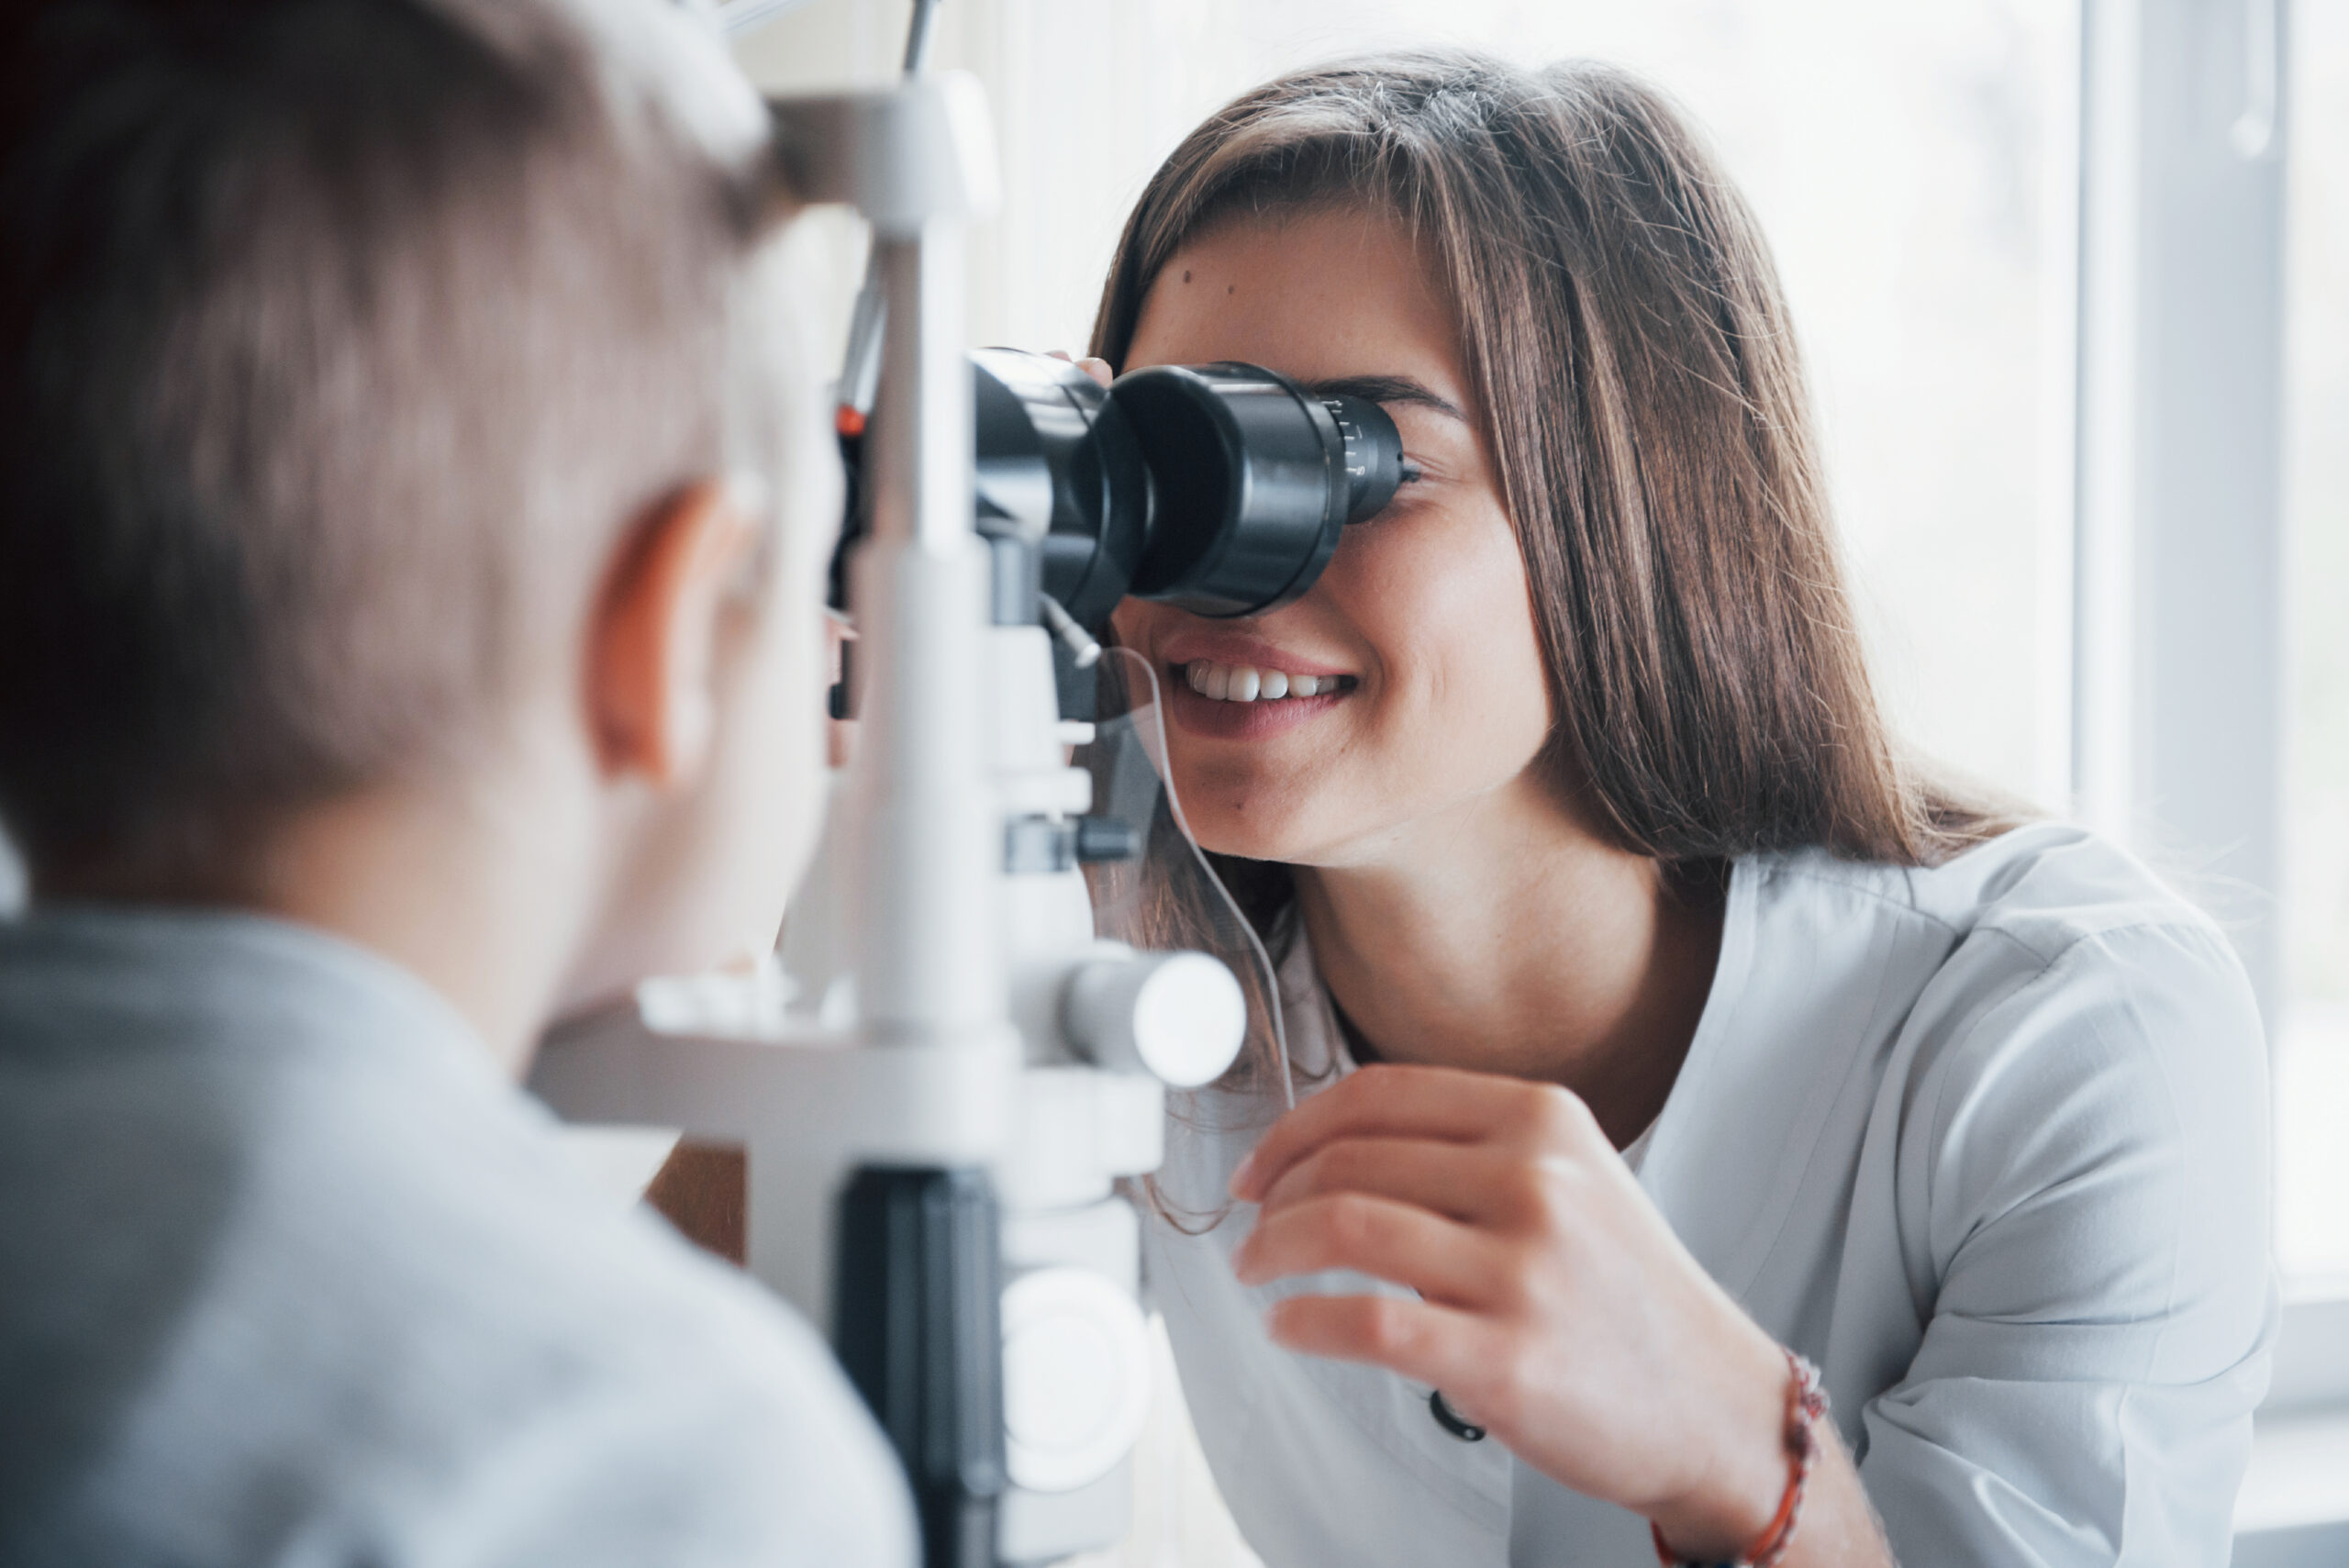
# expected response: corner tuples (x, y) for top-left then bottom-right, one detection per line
(1158, 634), (1353, 684)
(1182, 658), (1354, 702)
(1163, 659), (1353, 741)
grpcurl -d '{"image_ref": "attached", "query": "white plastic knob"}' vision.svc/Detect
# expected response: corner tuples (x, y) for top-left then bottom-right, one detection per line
(1063, 951), (1246, 1088)
(1000, 1265), (1152, 1494)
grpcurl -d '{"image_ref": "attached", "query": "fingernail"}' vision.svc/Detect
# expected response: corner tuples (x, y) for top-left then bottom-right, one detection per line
(1229, 1151), (1258, 1199)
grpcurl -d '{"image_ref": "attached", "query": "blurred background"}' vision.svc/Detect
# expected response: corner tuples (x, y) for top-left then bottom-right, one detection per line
(720, 0), (2346, 1561)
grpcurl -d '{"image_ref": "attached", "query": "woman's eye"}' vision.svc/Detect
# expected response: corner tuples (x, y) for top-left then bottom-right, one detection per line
(1353, 459), (1432, 525)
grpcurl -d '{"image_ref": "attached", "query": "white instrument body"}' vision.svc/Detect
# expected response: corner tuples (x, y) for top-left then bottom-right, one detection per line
(529, 79), (1242, 1567)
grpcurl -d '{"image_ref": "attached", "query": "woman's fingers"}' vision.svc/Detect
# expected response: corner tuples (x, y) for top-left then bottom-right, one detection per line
(1232, 1062), (1599, 1201)
(1262, 1291), (1495, 1396)
(1255, 1134), (1528, 1227)
(1043, 349), (1115, 387)
(1230, 1191), (1502, 1307)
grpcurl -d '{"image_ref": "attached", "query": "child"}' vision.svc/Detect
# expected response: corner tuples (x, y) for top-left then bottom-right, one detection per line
(0, 1), (913, 1562)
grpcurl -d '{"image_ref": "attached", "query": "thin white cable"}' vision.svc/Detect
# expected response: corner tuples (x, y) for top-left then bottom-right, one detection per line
(1101, 647), (1293, 1111)
(1040, 594), (1102, 669)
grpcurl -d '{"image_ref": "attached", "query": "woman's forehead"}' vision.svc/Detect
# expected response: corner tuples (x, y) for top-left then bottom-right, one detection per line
(1128, 206), (1465, 400)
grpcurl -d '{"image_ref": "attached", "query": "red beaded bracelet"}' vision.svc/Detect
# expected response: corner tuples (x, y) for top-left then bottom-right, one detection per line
(1651, 1349), (1829, 1568)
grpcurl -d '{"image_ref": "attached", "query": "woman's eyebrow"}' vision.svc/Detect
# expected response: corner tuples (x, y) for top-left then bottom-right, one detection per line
(1303, 373), (1468, 421)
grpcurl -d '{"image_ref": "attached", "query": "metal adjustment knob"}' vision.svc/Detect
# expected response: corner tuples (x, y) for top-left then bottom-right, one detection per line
(1003, 816), (1144, 874)
(1063, 951), (1246, 1088)
(1073, 817), (1141, 863)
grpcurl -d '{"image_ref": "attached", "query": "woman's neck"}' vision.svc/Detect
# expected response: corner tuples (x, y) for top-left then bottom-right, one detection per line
(1292, 777), (1724, 1149)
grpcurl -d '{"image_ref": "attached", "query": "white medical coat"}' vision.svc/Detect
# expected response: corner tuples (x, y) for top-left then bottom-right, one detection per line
(1141, 825), (2275, 1566)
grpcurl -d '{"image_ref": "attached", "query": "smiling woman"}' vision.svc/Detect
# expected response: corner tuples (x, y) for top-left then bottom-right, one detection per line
(1092, 51), (2274, 1568)
(1120, 211), (1558, 863)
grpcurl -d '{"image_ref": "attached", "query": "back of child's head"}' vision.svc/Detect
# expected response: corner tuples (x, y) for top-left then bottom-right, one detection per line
(0, 0), (793, 895)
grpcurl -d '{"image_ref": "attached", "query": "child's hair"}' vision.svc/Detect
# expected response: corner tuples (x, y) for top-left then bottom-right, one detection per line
(0, 0), (793, 894)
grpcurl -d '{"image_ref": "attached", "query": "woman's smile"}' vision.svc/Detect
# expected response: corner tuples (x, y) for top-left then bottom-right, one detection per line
(1181, 659), (1353, 704)
(1167, 664), (1354, 741)
(1157, 629), (1363, 742)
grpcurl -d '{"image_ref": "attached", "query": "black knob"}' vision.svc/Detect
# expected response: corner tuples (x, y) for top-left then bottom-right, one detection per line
(833, 1165), (1007, 1568)
(1074, 817), (1141, 863)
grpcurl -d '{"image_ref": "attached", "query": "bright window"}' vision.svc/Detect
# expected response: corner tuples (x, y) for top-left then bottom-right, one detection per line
(2279, 0), (2349, 1290)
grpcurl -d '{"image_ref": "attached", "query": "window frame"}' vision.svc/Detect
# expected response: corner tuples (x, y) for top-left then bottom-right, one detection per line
(2073, 0), (2349, 1457)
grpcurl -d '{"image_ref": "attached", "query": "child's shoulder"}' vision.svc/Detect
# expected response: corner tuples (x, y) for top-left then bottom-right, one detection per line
(0, 906), (912, 1567)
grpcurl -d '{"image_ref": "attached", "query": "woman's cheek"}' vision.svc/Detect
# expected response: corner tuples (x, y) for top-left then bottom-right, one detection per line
(1336, 505), (1551, 782)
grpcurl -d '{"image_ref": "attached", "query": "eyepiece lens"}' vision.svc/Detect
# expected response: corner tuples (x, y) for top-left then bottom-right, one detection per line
(970, 355), (1419, 630)
(1322, 395), (1407, 524)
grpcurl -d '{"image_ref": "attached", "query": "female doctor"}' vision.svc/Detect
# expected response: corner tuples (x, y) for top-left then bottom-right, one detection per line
(1088, 52), (2274, 1568)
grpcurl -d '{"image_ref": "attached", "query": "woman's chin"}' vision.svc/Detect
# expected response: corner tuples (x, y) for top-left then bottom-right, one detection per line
(1181, 799), (1329, 867)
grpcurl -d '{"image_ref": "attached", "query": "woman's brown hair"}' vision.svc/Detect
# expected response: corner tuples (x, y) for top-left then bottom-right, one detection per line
(1086, 52), (2018, 1111)
(1095, 51), (2012, 871)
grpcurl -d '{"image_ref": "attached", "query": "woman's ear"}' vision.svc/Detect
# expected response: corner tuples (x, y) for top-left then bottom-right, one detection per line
(585, 479), (757, 788)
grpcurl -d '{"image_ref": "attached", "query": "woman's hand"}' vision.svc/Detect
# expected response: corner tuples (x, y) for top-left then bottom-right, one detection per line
(1228, 1062), (1809, 1559)
(1044, 349), (1114, 388)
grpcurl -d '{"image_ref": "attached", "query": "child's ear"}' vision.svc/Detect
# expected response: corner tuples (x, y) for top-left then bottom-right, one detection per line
(586, 479), (757, 787)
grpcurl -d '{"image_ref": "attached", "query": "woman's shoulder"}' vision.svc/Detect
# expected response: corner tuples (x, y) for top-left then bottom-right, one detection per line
(1751, 819), (2238, 978)
(1723, 828), (2267, 1316)
(1756, 820), (2263, 1183)
(1731, 822), (2263, 1141)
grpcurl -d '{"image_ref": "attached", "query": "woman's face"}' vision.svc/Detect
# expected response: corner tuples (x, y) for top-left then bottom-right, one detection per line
(1114, 205), (1554, 867)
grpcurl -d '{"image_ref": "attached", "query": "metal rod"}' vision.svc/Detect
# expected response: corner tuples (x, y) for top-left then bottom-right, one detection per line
(870, 229), (969, 553)
(902, 0), (942, 75)
(834, 0), (946, 430)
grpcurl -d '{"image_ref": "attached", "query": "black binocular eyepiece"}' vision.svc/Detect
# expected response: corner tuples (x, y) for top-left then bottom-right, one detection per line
(831, 349), (1411, 633)
(971, 349), (1409, 628)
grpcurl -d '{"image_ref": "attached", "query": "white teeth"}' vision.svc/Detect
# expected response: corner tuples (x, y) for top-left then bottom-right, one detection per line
(1180, 661), (1346, 704)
